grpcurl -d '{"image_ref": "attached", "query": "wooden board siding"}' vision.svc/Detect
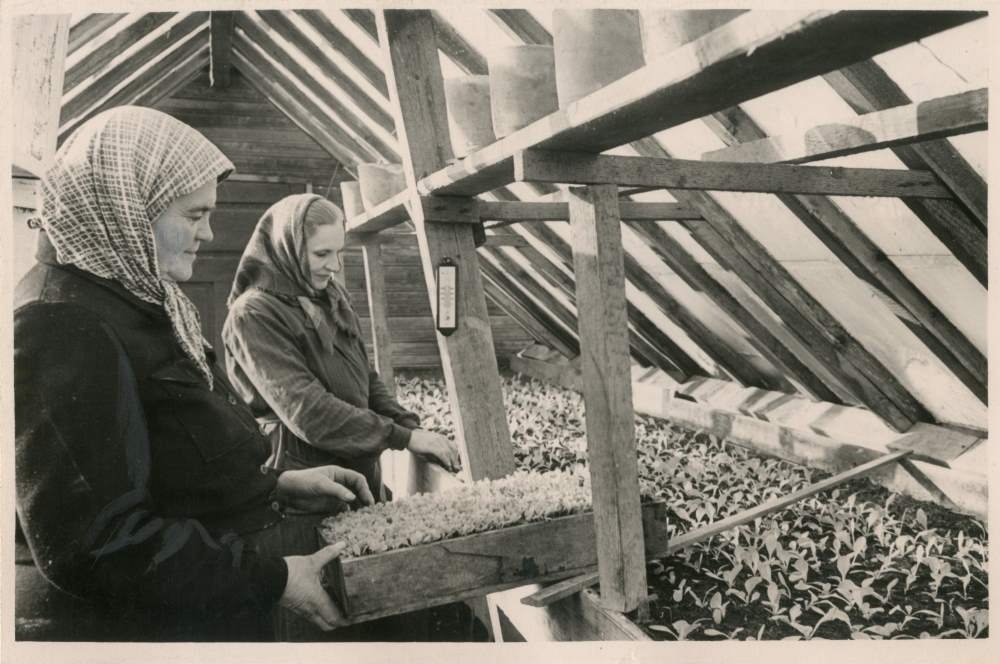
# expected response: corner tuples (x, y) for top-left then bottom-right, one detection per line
(158, 69), (532, 370)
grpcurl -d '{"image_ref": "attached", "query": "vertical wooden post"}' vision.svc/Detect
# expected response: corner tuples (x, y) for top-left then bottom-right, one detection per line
(567, 185), (647, 613)
(377, 10), (514, 481)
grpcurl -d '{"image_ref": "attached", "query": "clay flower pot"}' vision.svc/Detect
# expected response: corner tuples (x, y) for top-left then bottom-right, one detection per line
(640, 9), (746, 62)
(488, 45), (558, 138)
(340, 181), (364, 218)
(552, 9), (645, 106)
(444, 75), (497, 157)
(357, 163), (406, 211)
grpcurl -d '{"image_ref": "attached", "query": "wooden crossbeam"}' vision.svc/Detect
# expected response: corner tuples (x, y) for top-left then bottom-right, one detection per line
(63, 12), (175, 94)
(515, 150), (952, 199)
(60, 29), (209, 143)
(567, 185), (647, 612)
(824, 63), (986, 286)
(232, 46), (367, 169)
(378, 9), (515, 479)
(478, 201), (703, 222)
(295, 10), (389, 98)
(239, 12), (396, 160)
(419, 10), (981, 198)
(67, 13), (127, 55)
(700, 108), (987, 403)
(703, 88), (987, 164)
(209, 11), (236, 88)
(522, 450), (912, 608)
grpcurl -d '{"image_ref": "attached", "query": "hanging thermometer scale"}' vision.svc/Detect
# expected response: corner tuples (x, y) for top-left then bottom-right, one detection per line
(435, 257), (458, 336)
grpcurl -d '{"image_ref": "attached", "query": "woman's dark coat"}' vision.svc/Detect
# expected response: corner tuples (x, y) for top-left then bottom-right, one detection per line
(14, 250), (289, 641)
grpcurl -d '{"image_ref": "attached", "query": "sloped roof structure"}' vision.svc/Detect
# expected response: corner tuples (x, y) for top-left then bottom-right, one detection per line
(58, 8), (987, 472)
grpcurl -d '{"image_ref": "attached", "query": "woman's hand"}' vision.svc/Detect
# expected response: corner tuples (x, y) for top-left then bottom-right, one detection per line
(276, 466), (375, 514)
(407, 429), (462, 473)
(280, 542), (348, 631)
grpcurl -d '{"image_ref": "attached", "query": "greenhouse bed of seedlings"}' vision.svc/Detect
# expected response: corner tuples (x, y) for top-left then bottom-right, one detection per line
(393, 371), (989, 641)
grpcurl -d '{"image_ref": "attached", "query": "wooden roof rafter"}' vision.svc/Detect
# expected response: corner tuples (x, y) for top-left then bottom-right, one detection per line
(700, 103), (988, 403)
(59, 24), (210, 143)
(60, 12), (209, 136)
(235, 12), (397, 161)
(294, 9), (389, 98)
(822, 65), (987, 287)
(67, 13), (127, 56)
(230, 44), (367, 172)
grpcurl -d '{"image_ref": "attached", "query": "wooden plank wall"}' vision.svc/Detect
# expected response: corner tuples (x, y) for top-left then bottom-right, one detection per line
(154, 69), (532, 369)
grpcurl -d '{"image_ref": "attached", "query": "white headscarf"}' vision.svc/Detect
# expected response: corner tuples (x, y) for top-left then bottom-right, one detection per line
(41, 106), (234, 387)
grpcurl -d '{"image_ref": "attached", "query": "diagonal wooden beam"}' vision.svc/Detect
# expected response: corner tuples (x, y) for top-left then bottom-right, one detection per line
(826, 60), (987, 227)
(257, 10), (394, 133)
(701, 106), (987, 403)
(139, 59), (210, 110)
(344, 8), (378, 39)
(432, 10), (488, 75)
(703, 87), (987, 164)
(237, 12), (396, 160)
(515, 150), (953, 199)
(60, 13), (207, 131)
(232, 45), (366, 170)
(624, 220), (844, 403)
(378, 9), (514, 479)
(209, 11), (236, 88)
(59, 28), (209, 143)
(63, 13), (176, 94)
(488, 9), (552, 46)
(506, 207), (708, 380)
(824, 62), (986, 286)
(67, 13), (127, 56)
(479, 258), (580, 360)
(295, 9), (389, 98)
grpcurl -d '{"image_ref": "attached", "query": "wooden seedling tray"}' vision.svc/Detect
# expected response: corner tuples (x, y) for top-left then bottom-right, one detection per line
(320, 500), (668, 623)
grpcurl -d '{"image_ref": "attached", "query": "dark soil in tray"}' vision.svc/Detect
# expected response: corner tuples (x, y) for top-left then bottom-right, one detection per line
(396, 372), (988, 641)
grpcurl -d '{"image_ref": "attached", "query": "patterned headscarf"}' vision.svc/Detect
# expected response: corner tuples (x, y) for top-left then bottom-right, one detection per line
(41, 106), (234, 387)
(228, 194), (360, 337)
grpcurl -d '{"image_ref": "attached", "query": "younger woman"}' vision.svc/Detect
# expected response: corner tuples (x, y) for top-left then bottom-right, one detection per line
(224, 195), (460, 501)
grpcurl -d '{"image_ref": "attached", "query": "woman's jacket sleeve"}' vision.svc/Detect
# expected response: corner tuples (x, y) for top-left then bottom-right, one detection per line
(224, 298), (413, 457)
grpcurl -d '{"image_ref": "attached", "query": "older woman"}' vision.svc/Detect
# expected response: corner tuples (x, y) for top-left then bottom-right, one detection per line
(13, 106), (372, 641)
(223, 194), (460, 502)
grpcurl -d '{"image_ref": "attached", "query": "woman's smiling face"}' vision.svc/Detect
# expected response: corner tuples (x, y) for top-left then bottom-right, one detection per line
(306, 222), (346, 290)
(151, 180), (217, 282)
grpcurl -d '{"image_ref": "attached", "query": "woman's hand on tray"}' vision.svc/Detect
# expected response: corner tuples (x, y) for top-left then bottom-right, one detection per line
(276, 465), (376, 515)
(281, 542), (349, 630)
(408, 429), (462, 473)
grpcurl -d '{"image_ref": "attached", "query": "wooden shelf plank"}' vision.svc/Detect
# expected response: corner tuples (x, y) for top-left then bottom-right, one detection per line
(344, 190), (413, 234)
(703, 87), (987, 164)
(515, 150), (952, 199)
(417, 10), (981, 198)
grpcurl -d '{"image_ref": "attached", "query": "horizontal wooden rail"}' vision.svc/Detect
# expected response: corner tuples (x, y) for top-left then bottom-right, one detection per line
(521, 450), (912, 608)
(416, 10), (980, 198)
(479, 201), (704, 222)
(702, 87), (987, 164)
(515, 150), (952, 199)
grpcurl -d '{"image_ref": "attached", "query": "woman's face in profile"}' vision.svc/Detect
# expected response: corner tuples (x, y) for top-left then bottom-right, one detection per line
(306, 222), (346, 290)
(151, 180), (217, 282)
